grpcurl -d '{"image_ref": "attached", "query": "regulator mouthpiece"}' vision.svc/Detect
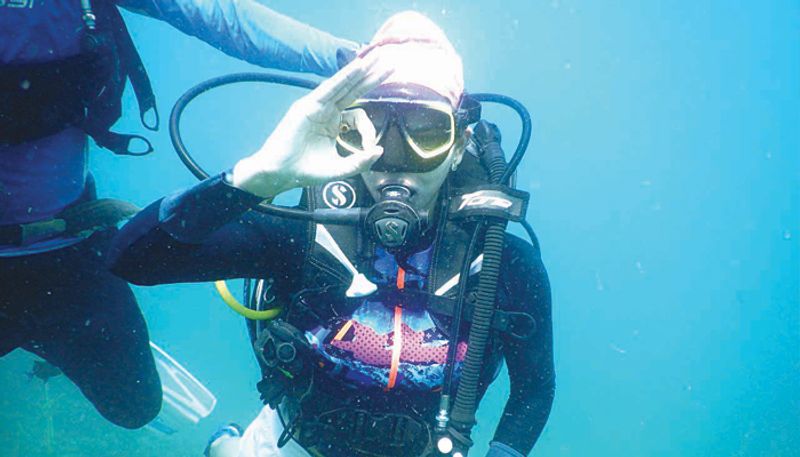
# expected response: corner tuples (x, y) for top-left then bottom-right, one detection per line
(364, 185), (427, 251)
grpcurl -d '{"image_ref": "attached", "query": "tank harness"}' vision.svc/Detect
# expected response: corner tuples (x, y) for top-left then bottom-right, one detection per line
(0, 0), (158, 156)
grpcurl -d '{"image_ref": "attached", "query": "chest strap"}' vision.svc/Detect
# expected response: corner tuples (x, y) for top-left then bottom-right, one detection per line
(291, 286), (535, 340)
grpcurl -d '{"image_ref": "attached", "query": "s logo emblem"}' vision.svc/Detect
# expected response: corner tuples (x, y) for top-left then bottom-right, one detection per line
(322, 181), (356, 209)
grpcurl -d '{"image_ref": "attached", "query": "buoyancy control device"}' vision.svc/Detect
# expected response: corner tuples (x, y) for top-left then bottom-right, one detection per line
(0, 0), (158, 155)
(169, 73), (537, 456)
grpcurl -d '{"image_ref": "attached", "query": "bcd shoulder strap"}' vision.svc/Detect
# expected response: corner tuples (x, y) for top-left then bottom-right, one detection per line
(82, 0), (158, 156)
(0, 2), (158, 156)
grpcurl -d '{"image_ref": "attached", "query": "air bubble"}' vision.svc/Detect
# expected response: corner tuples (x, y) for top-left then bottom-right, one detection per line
(594, 272), (604, 292)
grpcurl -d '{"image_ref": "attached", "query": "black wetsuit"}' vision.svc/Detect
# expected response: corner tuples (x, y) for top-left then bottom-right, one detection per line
(1, 0), (355, 430)
(108, 173), (554, 455)
(0, 180), (161, 429)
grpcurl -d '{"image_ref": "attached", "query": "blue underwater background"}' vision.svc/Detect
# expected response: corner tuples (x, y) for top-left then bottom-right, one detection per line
(1, 1), (798, 456)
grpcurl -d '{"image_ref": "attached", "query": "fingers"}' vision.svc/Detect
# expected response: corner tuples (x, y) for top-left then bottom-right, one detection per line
(315, 58), (370, 105)
(334, 144), (383, 178)
(330, 109), (383, 177)
(334, 62), (393, 111)
(315, 55), (393, 111)
(346, 108), (379, 150)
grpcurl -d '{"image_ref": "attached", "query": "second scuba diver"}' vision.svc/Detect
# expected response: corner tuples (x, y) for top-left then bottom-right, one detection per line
(0, 0), (357, 430)
(109, 12), (554, 457)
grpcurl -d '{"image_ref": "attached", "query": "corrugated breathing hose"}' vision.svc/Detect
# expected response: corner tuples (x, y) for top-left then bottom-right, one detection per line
(449, 122), (510, 449)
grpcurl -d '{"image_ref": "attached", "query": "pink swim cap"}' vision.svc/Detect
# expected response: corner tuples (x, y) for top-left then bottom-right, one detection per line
(360, 11), (464, 107)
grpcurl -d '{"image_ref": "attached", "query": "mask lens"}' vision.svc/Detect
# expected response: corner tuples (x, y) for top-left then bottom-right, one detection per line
(336, 101), (456, 172)
(337, 105), (388, 153)
(401, 105), (454, 156)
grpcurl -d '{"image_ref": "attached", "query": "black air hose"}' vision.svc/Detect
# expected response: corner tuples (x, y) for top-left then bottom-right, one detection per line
(449, 122), (510, 445)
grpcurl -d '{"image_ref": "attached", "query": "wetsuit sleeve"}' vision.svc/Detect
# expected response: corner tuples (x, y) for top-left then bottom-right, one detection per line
(107, 172), (310, 285)
(116, 0), (358, 76)
(492, 234), (555, 455)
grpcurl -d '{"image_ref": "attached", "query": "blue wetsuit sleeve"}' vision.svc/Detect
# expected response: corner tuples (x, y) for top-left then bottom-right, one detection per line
(116, 0), (358, 76)
(492, 234), (555, 455)
(158, 171), (264, 243)
(107, 173), (310, 285)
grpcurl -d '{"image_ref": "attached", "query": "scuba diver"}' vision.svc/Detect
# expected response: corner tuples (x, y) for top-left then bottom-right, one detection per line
(109, 11), (554, 457)
(0, 0), (357, 429)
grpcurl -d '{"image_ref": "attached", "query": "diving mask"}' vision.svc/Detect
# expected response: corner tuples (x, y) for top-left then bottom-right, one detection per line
(337, 98), (456, 173)
(336, 87), (480, 173)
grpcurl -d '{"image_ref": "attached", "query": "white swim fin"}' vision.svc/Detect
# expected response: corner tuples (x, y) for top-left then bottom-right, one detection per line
(146, 341), (217, 434)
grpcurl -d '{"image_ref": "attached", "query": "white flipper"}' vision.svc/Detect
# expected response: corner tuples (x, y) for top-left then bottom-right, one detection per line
(146, 341), (217, 435)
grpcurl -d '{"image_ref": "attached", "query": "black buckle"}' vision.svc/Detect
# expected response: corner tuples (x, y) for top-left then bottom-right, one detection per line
(98, 132), (154, 156)
(492, 310), (536, 340)
(257, 373), (292, 409)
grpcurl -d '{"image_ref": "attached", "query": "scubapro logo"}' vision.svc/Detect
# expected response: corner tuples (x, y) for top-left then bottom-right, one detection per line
(322, 181), (356, 209)
(457, 191), (513, 211)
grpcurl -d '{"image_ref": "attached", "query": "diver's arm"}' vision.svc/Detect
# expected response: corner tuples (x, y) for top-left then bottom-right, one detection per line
(491, 234), (555, 455)
(116, 0), (357, 76)
(109, 59), (388, 285)
(107, 172), (309, 285)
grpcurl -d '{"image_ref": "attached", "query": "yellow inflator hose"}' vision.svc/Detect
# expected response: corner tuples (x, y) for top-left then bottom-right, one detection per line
(214, 280), (281, 320)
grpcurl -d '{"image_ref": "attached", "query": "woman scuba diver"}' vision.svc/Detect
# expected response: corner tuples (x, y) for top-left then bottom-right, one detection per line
(109, 11), (554, 457)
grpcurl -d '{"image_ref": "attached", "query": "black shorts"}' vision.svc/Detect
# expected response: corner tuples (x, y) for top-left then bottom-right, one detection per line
(0, 229), (162, 429)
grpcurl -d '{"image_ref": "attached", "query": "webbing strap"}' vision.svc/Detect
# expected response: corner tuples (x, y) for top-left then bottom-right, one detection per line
(386, 267), (406, 391)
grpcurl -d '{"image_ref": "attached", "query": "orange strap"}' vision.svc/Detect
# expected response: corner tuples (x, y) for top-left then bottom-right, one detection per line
(386, 267), (406, 390)
(396, 267), (406, 289)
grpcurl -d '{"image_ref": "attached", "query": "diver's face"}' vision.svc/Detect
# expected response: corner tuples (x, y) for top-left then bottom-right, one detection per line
(361, 124), (465, 211)
(339, 84), (466, 211)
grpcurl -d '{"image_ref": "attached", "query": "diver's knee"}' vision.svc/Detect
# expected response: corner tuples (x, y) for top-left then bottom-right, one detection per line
(102, 383), (163, 429)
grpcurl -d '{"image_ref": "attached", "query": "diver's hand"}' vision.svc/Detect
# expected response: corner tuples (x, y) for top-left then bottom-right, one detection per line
(233, 57), (389, 198)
